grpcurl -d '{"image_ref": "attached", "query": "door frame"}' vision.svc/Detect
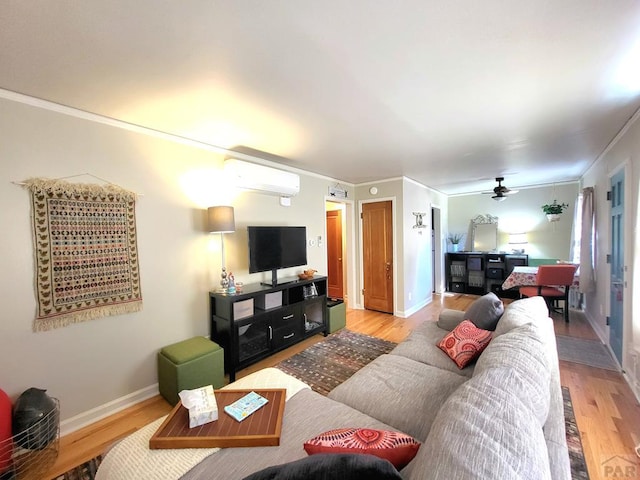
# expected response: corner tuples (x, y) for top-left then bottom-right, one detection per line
(431, 204), (444, 293)
(607, 159), (632, 368)
(324, 196), (356, 308)
(358, 197), (397, 315)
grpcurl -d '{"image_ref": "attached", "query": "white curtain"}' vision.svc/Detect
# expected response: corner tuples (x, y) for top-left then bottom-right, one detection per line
(570, 192), (583, 264)
(579, 187), (595, 293)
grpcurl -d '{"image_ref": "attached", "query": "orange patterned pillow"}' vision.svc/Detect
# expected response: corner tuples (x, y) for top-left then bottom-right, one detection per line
(304, 428), (420, 469)
(438, 319), (492, 369)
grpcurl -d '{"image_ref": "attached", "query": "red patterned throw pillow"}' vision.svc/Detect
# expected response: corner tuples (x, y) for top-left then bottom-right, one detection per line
(303, 428), (420, 469)
(438, 319), (492, 369)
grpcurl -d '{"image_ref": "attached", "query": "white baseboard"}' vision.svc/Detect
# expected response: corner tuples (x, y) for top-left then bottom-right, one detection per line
(582, 308), (608, 343)
(60, 383), (159, 437)
(400, 296), (432, 318)
(627, 349), (640, 404)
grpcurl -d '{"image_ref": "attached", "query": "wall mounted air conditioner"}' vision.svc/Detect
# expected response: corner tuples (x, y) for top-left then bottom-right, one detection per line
(224, 159), (300, 197)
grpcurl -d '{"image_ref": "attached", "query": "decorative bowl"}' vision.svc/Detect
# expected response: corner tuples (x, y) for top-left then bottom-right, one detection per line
(298, 269), (317, 280)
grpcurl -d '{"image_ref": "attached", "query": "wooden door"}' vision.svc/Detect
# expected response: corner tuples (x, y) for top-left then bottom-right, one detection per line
(610, 169), (624, 364)
(362, 201), (393, 313)
(326, 209), (344, 299)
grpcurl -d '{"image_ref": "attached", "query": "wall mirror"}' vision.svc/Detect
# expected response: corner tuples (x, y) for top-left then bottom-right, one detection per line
(471, 214), (498, 252)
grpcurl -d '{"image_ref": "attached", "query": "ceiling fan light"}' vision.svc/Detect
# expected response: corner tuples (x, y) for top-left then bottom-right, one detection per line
(492, 195), (506, 202)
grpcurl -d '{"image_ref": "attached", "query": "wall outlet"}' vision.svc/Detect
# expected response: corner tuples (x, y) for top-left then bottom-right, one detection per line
(408, 292), (412, 301)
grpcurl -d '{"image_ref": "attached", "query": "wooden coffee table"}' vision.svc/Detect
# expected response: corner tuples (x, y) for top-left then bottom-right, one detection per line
(149, 389), (286, 449)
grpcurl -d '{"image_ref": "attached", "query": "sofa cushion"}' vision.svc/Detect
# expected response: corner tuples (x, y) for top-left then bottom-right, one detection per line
(464, 292), (504, 330)
(437, 320), (492, 369)
(328, 354), (467, 441)
(436, 309), (465, 330)
(389, 322), (475, 377)
(493, 296), (549, 338)
(402, 368), (552, 480)
(303, 428), (420, 469)
(243, 453), (403, 480)
(474, 322), (551, 425)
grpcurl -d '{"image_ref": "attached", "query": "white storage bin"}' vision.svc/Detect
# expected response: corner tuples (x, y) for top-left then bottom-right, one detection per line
(233, 299), (254, 320)
(255, 291), (283, 310)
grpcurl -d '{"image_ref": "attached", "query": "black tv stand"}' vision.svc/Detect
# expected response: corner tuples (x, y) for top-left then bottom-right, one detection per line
(210, 276), (328, 382)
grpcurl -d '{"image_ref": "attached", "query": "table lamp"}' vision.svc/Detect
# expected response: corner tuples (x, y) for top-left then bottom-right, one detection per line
(208, 206), (235, 290)
(508, 233), (527, 254)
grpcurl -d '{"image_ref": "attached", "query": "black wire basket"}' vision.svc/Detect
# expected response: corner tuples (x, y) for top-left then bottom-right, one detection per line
(0, 397), (60, 480)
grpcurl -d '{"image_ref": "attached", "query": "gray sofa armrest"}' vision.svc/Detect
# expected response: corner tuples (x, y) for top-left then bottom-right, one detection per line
(436, 309), (465, 330)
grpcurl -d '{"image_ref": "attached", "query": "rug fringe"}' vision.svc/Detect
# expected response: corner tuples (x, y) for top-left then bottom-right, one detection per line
(34, 301), (143, 332)
(21, 177), (137, 201)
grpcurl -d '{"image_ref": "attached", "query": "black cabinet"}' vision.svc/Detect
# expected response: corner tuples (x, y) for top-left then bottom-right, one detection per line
(237, 316), (270, 364)
(269, 305), (303, 351)
(210, 276), (327, 382)
(446, 253), (528, 298)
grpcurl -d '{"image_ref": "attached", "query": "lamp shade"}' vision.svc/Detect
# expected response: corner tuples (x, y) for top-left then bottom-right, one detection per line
(508, 233), (527, 244)
(207, 206), (235, 233)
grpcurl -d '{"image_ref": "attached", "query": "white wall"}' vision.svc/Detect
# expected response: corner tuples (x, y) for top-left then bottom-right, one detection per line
(0, 96), (348, 429)
(447, 183), (579, 260)
(400, 178), (448, 316)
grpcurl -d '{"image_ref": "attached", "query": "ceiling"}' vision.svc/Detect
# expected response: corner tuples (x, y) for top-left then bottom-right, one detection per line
(2, 1), (640, 195)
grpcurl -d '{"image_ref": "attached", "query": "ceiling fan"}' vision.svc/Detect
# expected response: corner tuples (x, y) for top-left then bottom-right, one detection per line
(483, 177), (519, 202)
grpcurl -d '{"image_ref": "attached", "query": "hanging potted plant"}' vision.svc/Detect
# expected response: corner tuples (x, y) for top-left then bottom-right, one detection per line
(448, 233), (464, 252)
(541, 200), (569, 222)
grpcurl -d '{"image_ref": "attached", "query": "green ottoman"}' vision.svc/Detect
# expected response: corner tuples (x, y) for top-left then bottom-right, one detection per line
(327, 299), (346, 333)
(157, 336), (224, 406)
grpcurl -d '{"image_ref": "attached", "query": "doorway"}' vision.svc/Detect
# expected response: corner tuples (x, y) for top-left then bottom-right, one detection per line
(609, 168), (625, 364)
(361, 200), (394, 314)
(326, 203), (345, 299)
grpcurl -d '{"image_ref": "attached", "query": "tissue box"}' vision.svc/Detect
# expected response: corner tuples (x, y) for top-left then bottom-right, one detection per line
(178, 385), (219, 428)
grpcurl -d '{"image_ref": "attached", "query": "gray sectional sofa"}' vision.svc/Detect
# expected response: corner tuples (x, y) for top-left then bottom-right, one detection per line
(101, 296), (571, 479)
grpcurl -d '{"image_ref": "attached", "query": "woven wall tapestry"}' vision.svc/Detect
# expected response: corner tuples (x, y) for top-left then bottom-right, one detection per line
(24, 178), (143, 331)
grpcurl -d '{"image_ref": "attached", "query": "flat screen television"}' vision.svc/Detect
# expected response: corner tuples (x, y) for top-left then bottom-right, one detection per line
(248, 226), (307, 286)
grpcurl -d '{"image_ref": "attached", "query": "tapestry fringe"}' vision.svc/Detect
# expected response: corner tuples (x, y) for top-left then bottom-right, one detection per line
(21, 177), (137, 201)
(34, 301), (143, 332)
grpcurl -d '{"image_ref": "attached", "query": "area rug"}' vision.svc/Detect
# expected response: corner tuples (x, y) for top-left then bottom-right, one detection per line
(563, 386), (590, 479)
(55, 455), (102, 480)
(557, 335), (619, 371)
(23, 178), (142, 331)
(275, 329), (397, 396)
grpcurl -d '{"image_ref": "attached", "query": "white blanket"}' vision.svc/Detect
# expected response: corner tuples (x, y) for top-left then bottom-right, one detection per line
(95, 368), (310, 480)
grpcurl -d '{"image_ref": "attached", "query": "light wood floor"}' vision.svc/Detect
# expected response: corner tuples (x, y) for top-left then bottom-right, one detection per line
(46, 293), (640, 480)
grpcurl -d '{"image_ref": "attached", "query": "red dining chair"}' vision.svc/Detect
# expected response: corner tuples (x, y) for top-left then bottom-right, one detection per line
(519, 264), (578, 322)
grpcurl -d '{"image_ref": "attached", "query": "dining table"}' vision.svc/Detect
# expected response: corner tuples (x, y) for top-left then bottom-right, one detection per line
(501, 266), (540, 290)
(501, 265), (580, 291)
